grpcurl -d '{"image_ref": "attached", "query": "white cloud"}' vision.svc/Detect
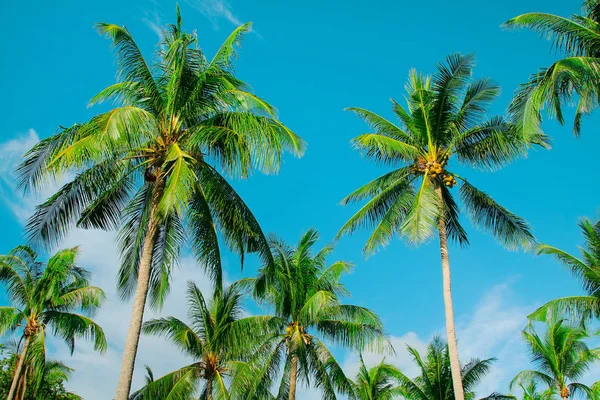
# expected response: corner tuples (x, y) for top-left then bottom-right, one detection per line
(0, 129), (43, 221)
(341, 281), (535, 398)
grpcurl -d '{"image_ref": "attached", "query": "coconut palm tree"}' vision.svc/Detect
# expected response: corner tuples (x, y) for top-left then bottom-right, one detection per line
(135, 280), (272, 399)
(0, 246), (106, 400)
(348, 356), (404, 400)
(338, 53), (538, 400)
(511, 319), (598, 400)
(510, 376), (556, 400)
(531, 218), (600, 322)
(236, 229), (387, 400)
(16, 8), (304, 399)
(504, 1), (600, 137)
(1, 341), (82, 400)
(396, 336), (503, 400)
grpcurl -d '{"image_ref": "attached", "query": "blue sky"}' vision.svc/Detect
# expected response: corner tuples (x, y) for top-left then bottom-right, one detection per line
(1, 0), (599, 398)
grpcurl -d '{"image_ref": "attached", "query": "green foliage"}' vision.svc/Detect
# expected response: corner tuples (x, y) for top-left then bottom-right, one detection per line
(339, 53), (536, 254)
(0, 345), (82, 400)
(0, 246), (106, 397)
(511, 319), (599, 399)
(348, 355), (404, 399)
(17, 10), (305, 310)
(233, 229), (387, 399)
(531, 218), (600, 322)
(505, 1), (600, 137)
(131, 280), (273, 399)
(395, 337), (503, 400)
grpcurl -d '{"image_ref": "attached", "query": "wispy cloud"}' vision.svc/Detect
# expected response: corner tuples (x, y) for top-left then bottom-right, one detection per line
(185, 0), (243, 29)
(342, 281), (537, 398)
(140, 1), (165, 41)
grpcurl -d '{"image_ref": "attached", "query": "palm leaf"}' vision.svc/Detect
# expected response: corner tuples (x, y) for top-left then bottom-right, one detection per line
(459, 180), (535, 250)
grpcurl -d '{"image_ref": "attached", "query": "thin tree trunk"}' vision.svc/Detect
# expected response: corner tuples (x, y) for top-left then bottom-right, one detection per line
(206, 379), (213, 400)
(435, 187), (465, 400)
(115, 184), (163, 400)
(7, 336), (30, 400)
(288, 355), (298, 400)
(16, 365), (27, 400)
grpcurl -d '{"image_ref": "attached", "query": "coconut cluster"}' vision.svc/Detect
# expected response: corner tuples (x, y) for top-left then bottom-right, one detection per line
(442, 174), (457, 188)
(414, 154), (456, 188)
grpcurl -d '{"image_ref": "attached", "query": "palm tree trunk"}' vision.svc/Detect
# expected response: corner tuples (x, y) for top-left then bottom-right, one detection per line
(7, 335), (30, 400)
(206, 379), (213, 400)
(16, 365), (27, 400)
(435, 187), (465, 400)
(289, 355), (298, 400)
(115, 184), (163, 400)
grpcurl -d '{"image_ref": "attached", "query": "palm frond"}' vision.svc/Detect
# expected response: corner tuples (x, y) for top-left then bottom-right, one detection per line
(459, 180), (535, 250)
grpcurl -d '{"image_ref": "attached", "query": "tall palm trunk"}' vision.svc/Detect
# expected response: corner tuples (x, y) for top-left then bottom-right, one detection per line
(7, 335), (30, 400)
(289, 355), (298, 400)
(435, 187), (465, 400)
(115, 184), (163, 400)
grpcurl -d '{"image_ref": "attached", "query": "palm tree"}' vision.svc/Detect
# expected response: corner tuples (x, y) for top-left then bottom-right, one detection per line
(348, 356), (403, 400)
(135, 280), (271, 399)
(511, 319), (598, 400)
(0, 246), (106, 400)
(397, 337), (503, 400)
(510, 376), (556, 400)
(237, 229), (387, 400)
(338, 53), (538, 400)
(531, 218), (600, 322)
(2, 340), (82, 400)
(16, 8), (304, 399)
(504, 1), (600, 137)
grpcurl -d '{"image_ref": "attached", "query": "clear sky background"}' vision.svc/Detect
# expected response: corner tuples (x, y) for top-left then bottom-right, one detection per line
(1, 0), (600, 398)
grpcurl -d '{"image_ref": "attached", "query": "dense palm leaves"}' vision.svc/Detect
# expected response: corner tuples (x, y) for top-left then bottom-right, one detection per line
(338, 53), (537, 400)
(396, 337), (501, 400)
(505, 0), (600, 137)
(338, 53), (536, 255)
(16, 9), (303, 399)
(511, 319), (599, 399)
(348, 356), (404, 400)
(132, 281), (269, 399)
(531, 218), (600, 322)
(236, 229), (387, 400)
(0, 246), (106, 400)
(0, 343), (82, 400)
(510, 376), (556, 400)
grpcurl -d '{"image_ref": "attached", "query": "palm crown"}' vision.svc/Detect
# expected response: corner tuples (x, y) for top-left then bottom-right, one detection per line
(511, 319), (599, 400)
(18, 8), (304, 305)
(338, 53), (538, 253)
(134, 281), (268, 399)
(239, 229), (387, 399)
(397, 337), (499, 400)
(0, 246), (106, 399)
(505, 0), (600, 137)
(348, 356), (404, 400)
